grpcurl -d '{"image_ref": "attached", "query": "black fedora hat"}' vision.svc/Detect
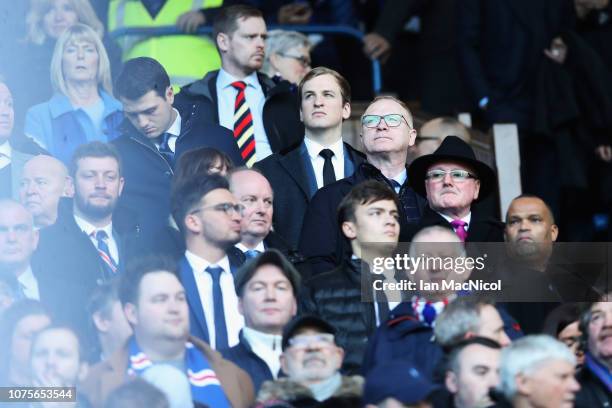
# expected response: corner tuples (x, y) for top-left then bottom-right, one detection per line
(408, 135), (496, 200)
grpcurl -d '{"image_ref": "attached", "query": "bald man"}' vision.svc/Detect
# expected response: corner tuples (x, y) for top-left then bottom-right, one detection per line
(412, 117), (471, 159)
(0, 199), (40, 299)
(228, 168), (298, 261)
(19, 155), (73, 228)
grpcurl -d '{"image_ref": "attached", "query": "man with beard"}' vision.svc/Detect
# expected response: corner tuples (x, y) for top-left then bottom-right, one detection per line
(171, 174), (246, 349)
(33, 142), (139, 357)
(81, 256), (254, 408)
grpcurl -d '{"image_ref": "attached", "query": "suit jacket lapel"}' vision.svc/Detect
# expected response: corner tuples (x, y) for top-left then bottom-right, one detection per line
(179, 257), (209, 343)
(10, 150), (33, 199)
(278, 142), (316, 199)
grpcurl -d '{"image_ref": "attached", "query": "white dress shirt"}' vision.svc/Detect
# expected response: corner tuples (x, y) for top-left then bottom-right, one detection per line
(17, 266), (40, 300)
(216, 69), (271, 160)
(154, 108), (181, 153)
(184, 250), (244, 349)
(303, 137), (345, 189)
(235, 241), (266, 254)
(439, 212), (472, 231)
(0, 141), (11, 169)
(73, 214), (119, 264)
(390, 169), (407, 193)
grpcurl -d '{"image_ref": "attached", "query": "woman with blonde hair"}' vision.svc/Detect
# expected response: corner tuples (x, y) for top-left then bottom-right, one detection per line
(24, 23), (123, 163)
(7, 0), (121, 128)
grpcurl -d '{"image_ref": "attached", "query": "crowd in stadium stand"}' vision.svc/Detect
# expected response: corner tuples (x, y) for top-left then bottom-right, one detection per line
(0, 1), (611, 407)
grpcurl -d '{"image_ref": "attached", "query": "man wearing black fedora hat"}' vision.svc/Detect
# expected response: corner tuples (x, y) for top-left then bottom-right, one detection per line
(406, 135), (504, 242)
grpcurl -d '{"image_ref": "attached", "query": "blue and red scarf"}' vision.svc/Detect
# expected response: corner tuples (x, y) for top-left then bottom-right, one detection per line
(127, 337), (230, 408)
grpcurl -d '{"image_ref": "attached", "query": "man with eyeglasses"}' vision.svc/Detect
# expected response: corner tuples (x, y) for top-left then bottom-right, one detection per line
(406, 135), (503, 242)
(176, 4), (305, 164)
(299, 95), (422, 274)
(256, 66), (366, 251)
(171, 174), (247, 350)
(255, 315), (364, 406)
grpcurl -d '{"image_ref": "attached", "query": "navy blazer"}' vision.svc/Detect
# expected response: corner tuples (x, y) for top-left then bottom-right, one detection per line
(113, 115), (243, 248)
(178, 250), (245, 345)
(255, 141), (366, 250)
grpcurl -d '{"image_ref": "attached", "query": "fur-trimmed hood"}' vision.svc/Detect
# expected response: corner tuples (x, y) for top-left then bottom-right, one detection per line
(256, 375), (364, 405)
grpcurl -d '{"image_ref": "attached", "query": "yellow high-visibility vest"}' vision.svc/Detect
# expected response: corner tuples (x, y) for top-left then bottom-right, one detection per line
(108, 0), (222, 88)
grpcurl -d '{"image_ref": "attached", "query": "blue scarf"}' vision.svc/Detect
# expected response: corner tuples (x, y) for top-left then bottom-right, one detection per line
(585, 352), (612, 392)
(127, 337), (230, 408)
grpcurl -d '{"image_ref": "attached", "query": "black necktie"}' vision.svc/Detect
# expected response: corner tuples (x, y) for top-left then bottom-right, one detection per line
(158, 133), (174, 167)
(319, 149), (336, 186)
(206, 266), (229, 350)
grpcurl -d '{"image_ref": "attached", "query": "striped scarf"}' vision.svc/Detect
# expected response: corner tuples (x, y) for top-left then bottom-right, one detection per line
(127, 337), (230, 408)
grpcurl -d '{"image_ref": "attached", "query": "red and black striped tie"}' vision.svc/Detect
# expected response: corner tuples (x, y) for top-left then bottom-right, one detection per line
(231, 81), (256, 167)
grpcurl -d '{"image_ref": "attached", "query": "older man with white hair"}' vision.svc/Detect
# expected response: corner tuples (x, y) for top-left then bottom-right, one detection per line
(498, 335), (580, 408)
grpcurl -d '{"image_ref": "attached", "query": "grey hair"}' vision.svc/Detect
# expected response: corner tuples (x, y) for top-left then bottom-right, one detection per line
(408, 225), (465, 258)
(262, 30), (311, 77)
(499, 335), (575, 401)
(434, 297), (494, 347)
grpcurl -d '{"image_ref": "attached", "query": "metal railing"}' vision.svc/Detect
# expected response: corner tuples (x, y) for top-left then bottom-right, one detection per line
(109, 24), (382, 94)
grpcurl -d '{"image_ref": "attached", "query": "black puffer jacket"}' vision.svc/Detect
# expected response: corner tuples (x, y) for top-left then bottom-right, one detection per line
(300, 260), (377, 375)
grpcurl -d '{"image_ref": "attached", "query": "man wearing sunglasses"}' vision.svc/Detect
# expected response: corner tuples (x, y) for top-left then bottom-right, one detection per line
(407, 135), (504, 242)
(171, 174), (247, 350)
(299, 95), (423, 274)
(255, 315), (363, 406)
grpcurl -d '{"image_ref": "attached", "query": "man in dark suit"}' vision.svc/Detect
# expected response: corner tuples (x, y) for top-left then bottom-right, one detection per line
(175, 4), (304, 162)
(299, 96), (422, 273)
(33, 142), (140, 358)
(171, 174), (246, 350)
(256, 67), (366, 250)
(0, 78), (35, 200)
(227, 167), (303, 264)
(406, 136), (503, 242)
(112, 57), (243, 247)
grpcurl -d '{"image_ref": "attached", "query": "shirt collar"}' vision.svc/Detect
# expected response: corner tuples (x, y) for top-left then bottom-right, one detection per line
(439, 212), (472, 228)
(303, 137), (344, 161)
(17, 265), (35, 288)
(73, 213), (113, 238)
(218, 68), (261, 91)
(184, 250), (231, 276)
(242, 326), (283, 351)
(166, 109), (182, 137)
(235, 241), (266, 253)
(0, 141), (11, 158)
(390, 168), (407, 186)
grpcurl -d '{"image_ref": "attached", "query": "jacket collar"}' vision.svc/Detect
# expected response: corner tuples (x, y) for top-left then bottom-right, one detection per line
(48, 90), (122, 119)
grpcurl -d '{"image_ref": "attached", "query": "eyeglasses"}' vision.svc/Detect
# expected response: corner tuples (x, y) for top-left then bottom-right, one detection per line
(361, 114), (409, 128)
(288, 334), (335, 350)
(190, 203), (245, 216)
(425, 169), (477, 182)
(276, 52), (311, 67)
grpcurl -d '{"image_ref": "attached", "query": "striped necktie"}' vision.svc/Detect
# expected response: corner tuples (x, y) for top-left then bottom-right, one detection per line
(94, 230), (118, 277)
(231, 81), (256, 167)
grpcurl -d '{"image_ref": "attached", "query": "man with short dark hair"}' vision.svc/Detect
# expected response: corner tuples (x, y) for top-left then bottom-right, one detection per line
(81, 255), (254, 408)
(33, 142), (139, 354)
(301, 180), (401, 374)
(575, 298), (612, 408)
(113, 57), (242, 245)
(171, 174), (246, 350)
(443, 337), (502, 408)
(222, 249), (300, 392)
(176, 4), (304, 163)
(256, 67), (365, 250)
